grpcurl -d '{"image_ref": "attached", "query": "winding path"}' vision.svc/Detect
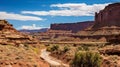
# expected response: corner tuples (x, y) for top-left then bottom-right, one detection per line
(40, 49), (69, 67)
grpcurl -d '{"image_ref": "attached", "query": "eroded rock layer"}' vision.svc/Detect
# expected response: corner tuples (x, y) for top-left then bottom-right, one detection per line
(93, 3), (120, 29)
(0, 20), (38, 45)
(50, 21), (94, 33)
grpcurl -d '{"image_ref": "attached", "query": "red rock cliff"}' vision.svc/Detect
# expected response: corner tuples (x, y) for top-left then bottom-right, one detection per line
(92, 3), (120, 29)
(50, 21), (94, 33)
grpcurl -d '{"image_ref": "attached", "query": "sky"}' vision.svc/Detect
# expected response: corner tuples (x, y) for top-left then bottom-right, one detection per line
(0, 0), (119, 30)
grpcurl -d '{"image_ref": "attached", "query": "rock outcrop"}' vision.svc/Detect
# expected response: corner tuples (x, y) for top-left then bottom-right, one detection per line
(0, 20), (38, 46)
(0, 20), (17, 32)
(50, 21), (94, 33)
(93, 3), (120, 29)
(38, 30), (73, 40)
(0, 20), (50, 67)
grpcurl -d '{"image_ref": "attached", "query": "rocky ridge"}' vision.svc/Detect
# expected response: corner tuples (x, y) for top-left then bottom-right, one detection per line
(0, 20), (50, 67)
(0, 20), (38, 46)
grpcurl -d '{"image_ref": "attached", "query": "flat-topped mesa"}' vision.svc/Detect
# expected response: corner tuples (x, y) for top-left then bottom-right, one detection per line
(92, 3), (120, 29)
(50, 21), (94, 33)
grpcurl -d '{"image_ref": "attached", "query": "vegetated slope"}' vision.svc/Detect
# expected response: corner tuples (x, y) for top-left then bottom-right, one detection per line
(0, 20), (49, 67)
(0, 44), (49, 67)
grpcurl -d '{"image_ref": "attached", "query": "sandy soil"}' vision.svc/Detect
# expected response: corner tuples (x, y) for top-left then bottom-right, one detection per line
(40, 49), (69, 67)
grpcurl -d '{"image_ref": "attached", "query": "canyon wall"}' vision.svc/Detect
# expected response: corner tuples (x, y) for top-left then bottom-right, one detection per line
(93, 3), (120, 29)
(75, 3), (120, 43)
(50, 21), (94, 33)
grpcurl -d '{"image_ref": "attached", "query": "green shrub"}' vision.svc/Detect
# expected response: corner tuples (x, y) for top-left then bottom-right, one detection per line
(77, 46), (83, 51)
(71, 51), (102, 67)
(46, 45), (59, 52)
(52, 45), (59, 51)
(82, 46), (89, 51)
(63, 46), (70, 52)
(77, 46), (89, 51)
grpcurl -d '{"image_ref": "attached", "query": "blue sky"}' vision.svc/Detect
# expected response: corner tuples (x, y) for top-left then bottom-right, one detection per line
(0, 0), (119, 30)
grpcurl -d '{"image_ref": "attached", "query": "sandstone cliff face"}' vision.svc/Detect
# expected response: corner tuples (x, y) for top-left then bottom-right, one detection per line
(0, 20), (38, 46)
(75, 3), (120, 43)
(50, 21), (94, 33)
(93, 3), (120, 29)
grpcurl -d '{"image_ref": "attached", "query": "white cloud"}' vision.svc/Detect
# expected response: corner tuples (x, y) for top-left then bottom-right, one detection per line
(0, 12), (43, 21)
(22, 3), (109, 16)
(18, 24), (47, 30)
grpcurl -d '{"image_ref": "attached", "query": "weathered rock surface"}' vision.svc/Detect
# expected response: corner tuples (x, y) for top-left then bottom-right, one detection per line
(50, 21), (94, 33)
(93, 3), (120, 29)
(38, 30), (73, 40)
(0, 44), (49, 67)
(0, 20), (50, 67)
(99, 45), (120, 55)
(0, 20), (38, 46)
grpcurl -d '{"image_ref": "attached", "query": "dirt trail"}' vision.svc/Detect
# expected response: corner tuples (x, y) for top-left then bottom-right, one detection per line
(40, 49), (69, 67)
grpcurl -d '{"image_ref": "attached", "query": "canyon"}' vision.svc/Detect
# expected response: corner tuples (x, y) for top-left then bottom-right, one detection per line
(1, 2), (120, 67)
(44, 3), (120, 67)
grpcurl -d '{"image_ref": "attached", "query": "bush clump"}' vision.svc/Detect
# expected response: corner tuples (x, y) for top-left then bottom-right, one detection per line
(77, 46), (83, 51)
(63, 46), (70, 52)
(46, 45), (59, 52)
(71, 51), (102, 67)
(77, 46), (89, 51)
(82, 46), (89, 51)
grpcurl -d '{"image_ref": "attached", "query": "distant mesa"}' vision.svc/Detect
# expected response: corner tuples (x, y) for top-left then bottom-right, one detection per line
(19, 28), (49, 33)
(50, 21), (94, 33)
